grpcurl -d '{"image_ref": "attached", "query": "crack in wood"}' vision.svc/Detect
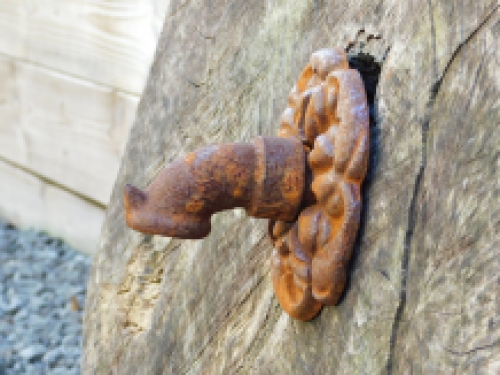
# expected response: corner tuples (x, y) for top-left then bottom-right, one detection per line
(441, 338), (500, 356)
(385, 5), (499, 374)
(0, 155), (106, 210)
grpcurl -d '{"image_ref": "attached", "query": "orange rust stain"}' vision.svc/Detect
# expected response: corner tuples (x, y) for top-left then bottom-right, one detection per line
(184, 152), (196, 165)
(185, 199), (204, 214)
(233, 187), (243, 198)
(269, 48), (369, 321)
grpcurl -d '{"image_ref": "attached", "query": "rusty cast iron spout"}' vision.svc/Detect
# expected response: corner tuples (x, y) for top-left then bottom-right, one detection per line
(124, 136), (305, 239)
(123, 48), (369, 322)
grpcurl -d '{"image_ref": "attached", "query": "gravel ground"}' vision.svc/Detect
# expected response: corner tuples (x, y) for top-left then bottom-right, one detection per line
(0, 219), (91, 375)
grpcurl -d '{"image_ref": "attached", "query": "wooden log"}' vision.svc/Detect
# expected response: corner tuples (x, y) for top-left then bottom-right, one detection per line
(83, 1), (500, 373)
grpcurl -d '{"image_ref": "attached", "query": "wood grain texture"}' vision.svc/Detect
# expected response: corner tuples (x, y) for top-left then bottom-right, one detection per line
(0, 159), (105, 254)
(0, 0), (170, 252)
(84, 0), (500, 373)
(0, 0), (170, 93)
(0, 55), (138, 205)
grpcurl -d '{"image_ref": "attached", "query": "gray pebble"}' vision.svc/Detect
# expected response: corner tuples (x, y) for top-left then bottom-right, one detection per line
(61, 335), (80, 348)
(19, 344), (46, 363)
(51, 367), (79, 375)
(0, 218), (90, 374)
(0, 298), (22, 315)
(12, 362), (24, 372)
(43, 347), (64, 367)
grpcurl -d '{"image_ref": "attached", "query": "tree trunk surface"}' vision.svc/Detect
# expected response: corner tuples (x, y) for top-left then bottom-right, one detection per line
(83, 1), (500, 374)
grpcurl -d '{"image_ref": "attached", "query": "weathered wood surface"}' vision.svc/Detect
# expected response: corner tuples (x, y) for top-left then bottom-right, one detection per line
(0, 0), (170, 253)
(84, 1), (500, 373)
(0, 56), (138, 205)
(0, 0), (167, 93)
(0, 159), (105, 253)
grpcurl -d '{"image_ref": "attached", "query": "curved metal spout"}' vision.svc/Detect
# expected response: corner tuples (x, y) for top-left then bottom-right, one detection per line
(124, 136), (305, 239)
(123, 48), (370, 321)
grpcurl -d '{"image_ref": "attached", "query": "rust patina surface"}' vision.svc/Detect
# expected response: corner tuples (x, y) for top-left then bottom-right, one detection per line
(124, 48), (369, 321)
(124, 136), (305, 239)
(269, 48), (369, 320)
